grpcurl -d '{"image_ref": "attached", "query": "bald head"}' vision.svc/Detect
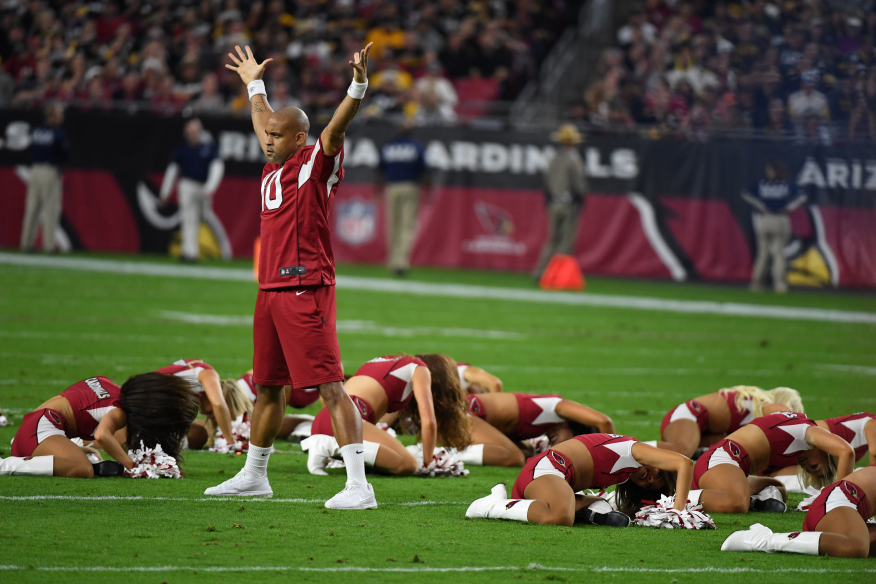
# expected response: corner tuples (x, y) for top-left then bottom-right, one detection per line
(264, 107), (310, 163)
(271, 107), (310, 135)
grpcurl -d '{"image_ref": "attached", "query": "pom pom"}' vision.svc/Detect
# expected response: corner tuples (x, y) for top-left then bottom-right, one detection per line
(796, 490), (822, 512)
(524, 435), (550, 456)
(0, 413), (8, 427)
(634, 494), (715, 530)
(209, 414), (251, 453)
(125, 441), (182, 479)
(406, 444), (469, 477)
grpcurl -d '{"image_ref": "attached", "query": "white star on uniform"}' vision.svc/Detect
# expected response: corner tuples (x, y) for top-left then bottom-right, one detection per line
(778, 423), (811, 455)
(87, 405), (117, 423)
(531, 397), (564, 426)
(604, 440), (642, 474)
(739, 399), (754, 426)
(390, 363), (420, 402)
(840, 417), (871, 449)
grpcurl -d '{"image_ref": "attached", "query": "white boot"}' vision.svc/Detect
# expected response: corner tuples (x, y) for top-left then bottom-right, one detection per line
(454, 444), (484, 466)
(204, 469), (273, 497)
(289, 415), (316, 441)
(750, 485), (786, 512)
(723, 523), (820, 555)
(687, 489), (703, 505)
(581, 499), (631, 527)
(300, 435), (341, 476)
(325, 482), (378, 510)
(0, 455), (54, 476)
(465, 483), (532, 522)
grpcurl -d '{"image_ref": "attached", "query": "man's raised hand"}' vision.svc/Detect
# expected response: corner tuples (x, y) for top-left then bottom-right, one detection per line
(350, 42), (373, 84)
(225, 45), (272, 85)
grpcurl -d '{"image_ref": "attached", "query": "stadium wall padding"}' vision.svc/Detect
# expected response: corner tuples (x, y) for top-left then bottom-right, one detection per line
(1, 110), (874, 288)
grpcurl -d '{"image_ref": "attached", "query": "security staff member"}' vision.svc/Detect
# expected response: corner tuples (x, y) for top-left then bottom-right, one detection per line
(20, 102), (68, 253)
(742, 160), (806, 293)
(159, 118), (226, 262)
(375, 121), (429, 276)
(531, 124), (587, 282)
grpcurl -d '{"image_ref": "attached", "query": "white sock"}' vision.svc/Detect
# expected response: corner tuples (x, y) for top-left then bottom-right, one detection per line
(243, 444), (272, 477)
(340, 443), (367, 486)
(362, 440), (380, 466)
(454, 444), (485, 465)
(0, 455), (54, 476)
(687, 489), (703, 505)
(768, 531), (821, 555)
(642, 440), (658, 447)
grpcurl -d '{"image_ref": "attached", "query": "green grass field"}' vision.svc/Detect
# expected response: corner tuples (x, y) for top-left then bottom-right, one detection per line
(1, 252), (874, 584)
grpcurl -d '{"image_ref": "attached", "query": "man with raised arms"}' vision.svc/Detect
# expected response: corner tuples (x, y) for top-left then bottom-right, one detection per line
(205, 43), (377, 509)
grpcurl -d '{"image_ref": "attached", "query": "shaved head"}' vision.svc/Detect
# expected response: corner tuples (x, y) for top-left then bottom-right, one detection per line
(263, 107), (310, 163)
(270, 107), (310, 135)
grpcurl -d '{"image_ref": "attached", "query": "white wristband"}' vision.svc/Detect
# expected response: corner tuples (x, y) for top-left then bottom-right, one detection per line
(247, 80), (267, 99)
(348, 79), (368, 100)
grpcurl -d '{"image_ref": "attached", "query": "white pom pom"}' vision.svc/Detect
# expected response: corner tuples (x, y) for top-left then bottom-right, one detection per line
(797, 490), (822, 512)
(634, 494), (715, 530)
(124, 441), (182, 479)
(209, 414), (252, 453)
(405, 445), (469, 477)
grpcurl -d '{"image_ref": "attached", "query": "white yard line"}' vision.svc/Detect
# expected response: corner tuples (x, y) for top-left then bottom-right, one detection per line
(159, 311), (526, 340)
(815, 363), (876, 376)
(0, 564), (871, 574)
(1, 252), (873, 324)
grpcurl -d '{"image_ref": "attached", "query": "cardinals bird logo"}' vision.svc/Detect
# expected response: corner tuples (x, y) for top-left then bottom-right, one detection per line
(468, 398), (483, 416)
(506, 500), (520, 510)
(729, 442), (741, 459)
(844, 482), (858, 499)
(550, 451), (567, 467)
(475, 202), (515, 236)
(48, 410), (62, 425)
(690, 401), (702, 412)
(787, 532), (801, 540)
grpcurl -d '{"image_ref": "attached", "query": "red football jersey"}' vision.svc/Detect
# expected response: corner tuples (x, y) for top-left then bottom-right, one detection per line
(60, 376), (123, 440)
(824, 413), (876, 461)
(353, 355), (427, 413)
(574, 433), (641, 488)
(748, 412), (816, 472)
(259, 139), (344, 289)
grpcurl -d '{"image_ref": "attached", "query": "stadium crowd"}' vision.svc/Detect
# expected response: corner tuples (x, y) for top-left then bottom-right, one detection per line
(581, 0), (876, 142)
(0, 0), (576, 124)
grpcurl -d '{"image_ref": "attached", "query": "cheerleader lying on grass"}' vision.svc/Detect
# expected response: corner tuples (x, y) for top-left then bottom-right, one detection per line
(302, 354), (471, 476)
(1, 373), (197, 478)
(723, 465), (876, 557)
(466, 433), (692, 527)
(656, 386), (804, 459)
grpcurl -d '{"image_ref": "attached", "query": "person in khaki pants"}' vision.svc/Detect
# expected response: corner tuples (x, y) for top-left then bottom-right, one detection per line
(20, 103), (68, 253)
(375, 122), (429, 276)
(531, 124), (587, 282)
(742, 161), (806, 293)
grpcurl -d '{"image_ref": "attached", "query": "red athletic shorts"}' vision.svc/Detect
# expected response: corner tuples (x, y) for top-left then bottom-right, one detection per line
(511, 449), (576, 499)
(692, 439), (751, 489)
(310, 396), (376, 437)
(660, 399), (709, 438)
(803, 480), (871, 531)
(11, 409), (68, 457)
(287, 387), (321, 409)
(252, 286), (343, 389)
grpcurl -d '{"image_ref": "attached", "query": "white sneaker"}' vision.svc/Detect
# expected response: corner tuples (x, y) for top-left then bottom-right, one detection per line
(721, 523), (773, 552)
(204, 470), (273, 497)
(300, 435), (339, 476)
(465, 483), (507, 518)
(324, 482), (378, 510)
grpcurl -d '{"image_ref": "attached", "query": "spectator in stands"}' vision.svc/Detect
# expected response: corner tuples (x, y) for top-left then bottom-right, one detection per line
(190, 73), (227, 114)
(788, 71), (830, 125)
(742, 161), (806, 294)
(20, 102), (68, 254)
(159, 119), (226, 263)
(375, 122), (429, 277)
(532, 124), (586, 283)
(414, 61), (459, 121)
(618, 11), (656, 47)
(761, 98), (793, 141)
